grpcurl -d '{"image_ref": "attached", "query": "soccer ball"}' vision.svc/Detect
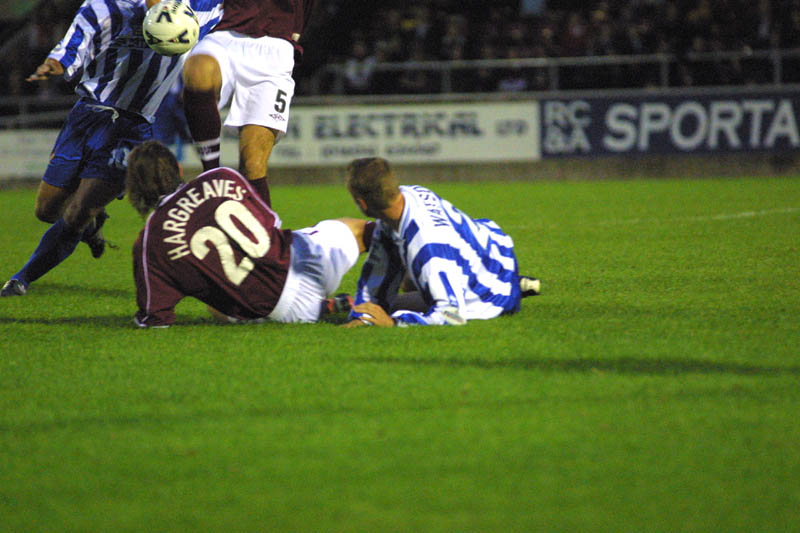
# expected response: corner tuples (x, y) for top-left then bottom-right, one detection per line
(142, 1), (200, 56)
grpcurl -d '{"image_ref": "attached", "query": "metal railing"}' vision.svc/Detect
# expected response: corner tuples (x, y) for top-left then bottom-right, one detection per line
(315, 48), (800, 94)
(0, 94), (78, 129)
(3, 48), (800, 128)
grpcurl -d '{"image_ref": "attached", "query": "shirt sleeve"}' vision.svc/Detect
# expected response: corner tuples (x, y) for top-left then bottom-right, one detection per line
(190, 0), (225, 39)
(390, 253), (468, 327)
(347, 224), (405, 322)
(133, 233), (183, 328)
(48, 0), (116, 80)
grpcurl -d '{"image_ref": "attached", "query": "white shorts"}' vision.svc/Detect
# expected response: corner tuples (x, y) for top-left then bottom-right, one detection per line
(268, 220), (360, 323)
(189, 30), (295, 135)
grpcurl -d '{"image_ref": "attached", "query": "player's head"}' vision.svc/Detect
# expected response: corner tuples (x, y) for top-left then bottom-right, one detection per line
(126, 140), (183, 216)
(345, 157), (400, 218)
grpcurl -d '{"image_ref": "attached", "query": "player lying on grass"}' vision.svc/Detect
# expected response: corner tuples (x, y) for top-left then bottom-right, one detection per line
(343, 157), (540, 328)
(1, 0), (224, 298)
(127, 141), (370, 327)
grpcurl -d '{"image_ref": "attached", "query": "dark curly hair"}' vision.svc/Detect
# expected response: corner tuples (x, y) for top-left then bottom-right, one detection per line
(126, 140), (183, 216)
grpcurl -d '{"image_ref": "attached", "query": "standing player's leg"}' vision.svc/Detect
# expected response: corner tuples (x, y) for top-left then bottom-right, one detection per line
(2, 112), (82, 296)
(35, 176), (109, 252)
(239, 124), (277, 206)
(33, 176), (109, 257)
(2, 102), (148, 297)
(183, 53), (223, 171)
(2, 178), (122, 296)
(223, 35), (295, 206)
(34, 181), (73, 223)
(1, 182), (73, 296)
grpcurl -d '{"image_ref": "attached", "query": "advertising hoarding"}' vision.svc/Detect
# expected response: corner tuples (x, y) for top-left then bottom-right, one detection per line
(540, 91), (800, 157)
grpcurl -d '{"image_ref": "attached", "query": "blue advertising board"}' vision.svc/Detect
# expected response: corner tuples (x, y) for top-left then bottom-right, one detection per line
(540, 90), (800, 157)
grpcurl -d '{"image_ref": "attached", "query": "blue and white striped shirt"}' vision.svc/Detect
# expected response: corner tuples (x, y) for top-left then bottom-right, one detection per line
(351, 185), (522, 326)
(49, 0), (223, 122)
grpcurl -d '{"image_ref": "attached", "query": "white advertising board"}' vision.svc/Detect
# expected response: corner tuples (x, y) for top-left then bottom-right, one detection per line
(0, 130), (59, 178)
(1, 102), (541, 179)
(213, 101), (541, 168)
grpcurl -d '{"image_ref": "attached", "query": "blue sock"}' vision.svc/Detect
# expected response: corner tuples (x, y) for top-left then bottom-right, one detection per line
(14, 218), (82, 286)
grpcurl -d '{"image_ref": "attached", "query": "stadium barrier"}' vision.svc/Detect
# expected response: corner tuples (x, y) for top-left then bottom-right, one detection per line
(316, 49), (800, 93)
(1, 86), (798, 184)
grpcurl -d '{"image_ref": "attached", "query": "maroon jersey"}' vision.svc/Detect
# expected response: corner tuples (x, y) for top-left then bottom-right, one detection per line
(214, 0), (315, 57)
(133, 168), (293, 327)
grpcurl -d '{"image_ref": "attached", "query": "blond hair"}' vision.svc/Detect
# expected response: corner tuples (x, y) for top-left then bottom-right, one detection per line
(345, 157), (400, 212)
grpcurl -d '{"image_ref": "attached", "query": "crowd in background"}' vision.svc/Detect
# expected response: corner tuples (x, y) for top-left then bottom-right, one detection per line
(321, 0), (800, 94)
(2, 0), (800, 101)
(0, 0), (75, 99)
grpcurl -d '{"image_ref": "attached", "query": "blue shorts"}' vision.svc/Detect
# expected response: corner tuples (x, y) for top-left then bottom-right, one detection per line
(43, 98), (152, 190)
(152, 91), (190, 144)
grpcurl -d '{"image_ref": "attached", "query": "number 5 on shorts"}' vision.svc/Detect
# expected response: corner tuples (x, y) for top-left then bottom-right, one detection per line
(274, 90), (287, 113)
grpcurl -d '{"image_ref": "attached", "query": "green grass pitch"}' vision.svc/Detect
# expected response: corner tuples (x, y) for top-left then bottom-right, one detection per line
(1, 174), (799, 530)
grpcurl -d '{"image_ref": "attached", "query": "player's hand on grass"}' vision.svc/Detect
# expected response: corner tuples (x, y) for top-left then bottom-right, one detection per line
(351, 303), (395, 327)
(26, 58), (65, 82)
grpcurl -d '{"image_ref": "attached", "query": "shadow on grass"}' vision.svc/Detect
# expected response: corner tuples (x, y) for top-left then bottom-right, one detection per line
(3, 357), (798, 434)
(0, 314), (212, 327)
(353, 355), (800, 377)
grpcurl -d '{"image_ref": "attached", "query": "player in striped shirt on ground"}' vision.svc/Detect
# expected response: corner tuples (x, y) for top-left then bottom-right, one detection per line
(343, 157), (540, 328)
(1, 0), (223, 298)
